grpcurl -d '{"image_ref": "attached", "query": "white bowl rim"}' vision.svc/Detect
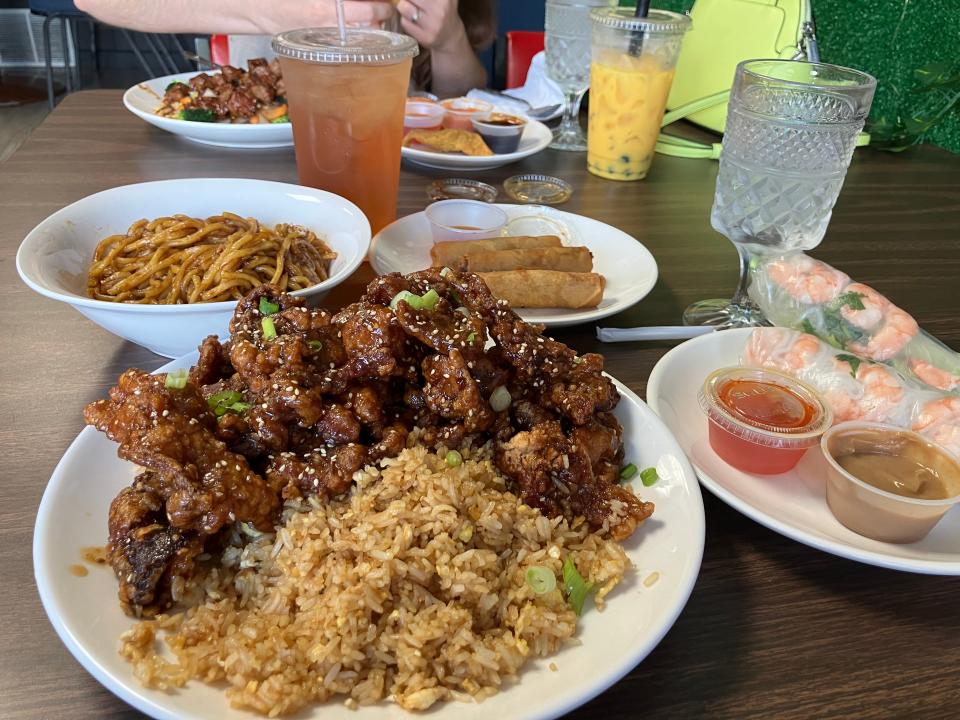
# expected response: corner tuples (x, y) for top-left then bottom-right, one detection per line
(15, 177), (371, 315)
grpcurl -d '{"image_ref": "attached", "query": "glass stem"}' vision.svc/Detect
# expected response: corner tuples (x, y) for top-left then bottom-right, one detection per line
(560, 88), (586, 134)
(730, 243), (754, 307)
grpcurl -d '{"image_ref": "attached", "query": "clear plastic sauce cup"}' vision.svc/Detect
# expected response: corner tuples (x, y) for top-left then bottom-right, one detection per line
(425, 199), (507, 243)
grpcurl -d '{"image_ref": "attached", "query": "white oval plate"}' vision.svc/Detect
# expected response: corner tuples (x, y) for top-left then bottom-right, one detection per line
(370, 204), (658, 327)
(123, 71), (294, 149)
(35, 359), (704, 720)
(647, 327), (960, 575)
(401, 120), (552, 171)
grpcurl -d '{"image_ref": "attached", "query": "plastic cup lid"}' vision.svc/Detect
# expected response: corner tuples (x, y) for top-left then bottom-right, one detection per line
(503, 174), (573, 206)
(427, 179), (498, 203)
(590, 7), (692, 35)
(272, 28), (419, 65)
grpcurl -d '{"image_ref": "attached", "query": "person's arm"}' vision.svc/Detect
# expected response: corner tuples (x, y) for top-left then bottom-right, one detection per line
(395, 0), (487, 96)
(73, 0), (393, 35)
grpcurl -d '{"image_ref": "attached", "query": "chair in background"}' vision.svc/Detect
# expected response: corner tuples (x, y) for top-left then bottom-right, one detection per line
(505, 30), (544, 89)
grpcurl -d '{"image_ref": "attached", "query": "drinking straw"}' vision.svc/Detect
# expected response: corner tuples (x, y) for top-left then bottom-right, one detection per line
(335, 0), (347, 45)
(628, 0), (651, 56)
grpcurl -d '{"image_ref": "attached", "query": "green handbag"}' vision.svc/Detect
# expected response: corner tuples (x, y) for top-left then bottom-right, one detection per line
(656, 0), (867, 158)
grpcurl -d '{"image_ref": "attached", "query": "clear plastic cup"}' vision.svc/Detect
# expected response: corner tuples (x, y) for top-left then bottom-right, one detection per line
(273, 28), (418, 234)
(424, 199), (507, 243)
(587, 8), (691, 181)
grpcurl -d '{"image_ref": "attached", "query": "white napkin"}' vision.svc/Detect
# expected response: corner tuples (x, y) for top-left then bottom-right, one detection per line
(467, 52), (564, 119)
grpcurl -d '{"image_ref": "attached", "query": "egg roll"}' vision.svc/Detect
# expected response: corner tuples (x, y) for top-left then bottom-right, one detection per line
(478, 270), (605, 309)
(456, 246), (593, 273)
(430, 235), (562, 267)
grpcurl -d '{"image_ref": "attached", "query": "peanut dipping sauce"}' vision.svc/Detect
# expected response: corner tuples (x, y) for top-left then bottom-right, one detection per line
(830, 429), (957, 500)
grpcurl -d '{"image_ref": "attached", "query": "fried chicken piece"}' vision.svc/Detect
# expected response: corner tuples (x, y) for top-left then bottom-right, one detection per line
(333, 303), (416, 382)
(84, 369), (279, 534)
(403, 128), (493, 156)
(266, 443), (368, 499)
(542, 355), (619, 426)
(421, 349), (494, 433)
(190, 335), (233, 387)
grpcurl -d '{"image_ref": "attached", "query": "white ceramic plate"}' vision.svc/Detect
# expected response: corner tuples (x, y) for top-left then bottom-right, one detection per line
(369, 204), (658, 327)
(16, 178), (370, 358)
(646, 327), (960, 575)
(35, 358), (704, 720)
(401, 120), (552, 171)
(123, 71), (294, 149)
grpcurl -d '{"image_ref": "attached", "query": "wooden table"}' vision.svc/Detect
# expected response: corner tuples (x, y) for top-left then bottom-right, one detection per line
(2, 90), (959, 719)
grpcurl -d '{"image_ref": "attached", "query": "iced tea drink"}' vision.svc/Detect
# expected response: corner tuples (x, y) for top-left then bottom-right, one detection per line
(587, 9), (690, 181)
(273, 28), (418, 233)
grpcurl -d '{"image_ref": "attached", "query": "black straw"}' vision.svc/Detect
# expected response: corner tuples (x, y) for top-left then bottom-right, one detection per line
(628, 0), (651, 56)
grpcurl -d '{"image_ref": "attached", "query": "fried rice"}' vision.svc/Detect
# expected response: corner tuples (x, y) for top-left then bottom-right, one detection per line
(119, 440), (631, 716)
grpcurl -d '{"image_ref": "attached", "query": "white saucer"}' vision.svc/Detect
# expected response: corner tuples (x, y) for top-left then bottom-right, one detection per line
(369, 204), (658, 327)
(646, 327), (960, 575)
(401, 120), (552, 171)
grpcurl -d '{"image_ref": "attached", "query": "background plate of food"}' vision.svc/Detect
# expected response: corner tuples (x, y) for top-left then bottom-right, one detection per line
(401, 120), (552, 171)
(369, 204), (658, 326)
(123, 61), (293, 149)
(34, 276), (704, 720)
(647, 327), (960, 575)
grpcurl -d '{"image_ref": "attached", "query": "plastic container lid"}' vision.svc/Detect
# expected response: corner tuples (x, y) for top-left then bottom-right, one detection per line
(590, 8), (692, 35)
(272, 28), (419, 65)
(426, 178), (498, 203)
(699, 366), (833, 450)
(503, 174), (573, 205)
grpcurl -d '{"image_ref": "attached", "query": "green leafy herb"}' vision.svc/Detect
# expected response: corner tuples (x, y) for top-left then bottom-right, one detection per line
(208, 390), (248, 417)
(178, 107), (216, 122)
(261, 317), (277, 341)
(259, 297), (280, 316)
(308, 340), (323, 351)
(833, 291), (865, 312)
(562, 556), (595, 616)
(164, 368), (188, 390)
(835, 353), (863, 378)
(525, 566), (557, 595)
(640, 466), (659, 487)
(619, 463), (638, 481)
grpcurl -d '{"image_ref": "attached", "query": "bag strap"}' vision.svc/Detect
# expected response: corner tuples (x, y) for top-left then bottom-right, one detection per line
(655, 88), (872, 159)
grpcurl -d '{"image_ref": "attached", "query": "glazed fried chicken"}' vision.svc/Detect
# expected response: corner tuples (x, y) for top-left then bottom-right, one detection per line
(88, 275), (653, 616)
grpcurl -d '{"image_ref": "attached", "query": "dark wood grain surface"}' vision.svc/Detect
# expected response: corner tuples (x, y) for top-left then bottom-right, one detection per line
(2, 90), (958, 720)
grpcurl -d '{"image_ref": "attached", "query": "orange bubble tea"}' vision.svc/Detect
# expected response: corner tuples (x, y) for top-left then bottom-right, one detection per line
(587, 8), (690, 181)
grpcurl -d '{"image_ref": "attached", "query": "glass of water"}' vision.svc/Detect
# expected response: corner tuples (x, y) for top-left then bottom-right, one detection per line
(683, 59), (876, 327)
(545, 0), (614, 151)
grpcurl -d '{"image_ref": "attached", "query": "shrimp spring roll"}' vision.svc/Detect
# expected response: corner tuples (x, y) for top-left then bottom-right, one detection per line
(431, 235), (562, 267)
(479, 270), (604, 309)
(743, 327), (960, 458)
(456, 246), (593, 273)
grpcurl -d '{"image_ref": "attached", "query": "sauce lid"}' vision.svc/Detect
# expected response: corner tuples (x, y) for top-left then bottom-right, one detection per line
(272, 28), (419, 65)
(589, 8), (692, 36)
(503, 174), (573, 205)
(426, 178), (498, 203)
(699, 366), (833, 449)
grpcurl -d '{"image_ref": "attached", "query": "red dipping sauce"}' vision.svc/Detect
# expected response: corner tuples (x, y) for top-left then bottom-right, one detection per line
(699, 367), (833, 475)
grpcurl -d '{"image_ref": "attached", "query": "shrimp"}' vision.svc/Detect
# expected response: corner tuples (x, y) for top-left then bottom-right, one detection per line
(763, 253), (849, 305)
(912, 397), (960, 432)
(855, 364), (905, 422)
(909, 360), (960, 392)
(742, 327), (792, 367)
(842, 283), (919, 362)
(782, 333), (822, 373)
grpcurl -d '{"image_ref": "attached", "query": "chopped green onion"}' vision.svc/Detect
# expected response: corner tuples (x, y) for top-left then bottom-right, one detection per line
(454, 306), (470, 317)
(526, 566), (557, 595)
(390, 290), (420, 311)
(269, 115), (289, 124)
(259, 297), (280, 316)
(445, 450), (463, 467)
(640, 466), (660, 487)
(419, 289), (440, 310)
(308, 340), (323, 351)
(164, 368), (188, 390)
(489, 385), (511, 412)
(466, 332), (477, 343)
(208, 390), (245, 417)
(261, 317), (277, 341)
(440, 266), (453, 278)
(619, 463), (638, 481)
(562, 556), (595, 616)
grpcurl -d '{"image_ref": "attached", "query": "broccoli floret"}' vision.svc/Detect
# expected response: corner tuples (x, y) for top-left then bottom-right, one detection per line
(269, 115), (290, 124)
(165, 80), (189, 91)
(178, 108), (216, 122)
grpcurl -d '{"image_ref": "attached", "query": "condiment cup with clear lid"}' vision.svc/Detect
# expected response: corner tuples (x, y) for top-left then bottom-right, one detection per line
(424, 199), (507, 243)
(821, 421), (960, 543)
(699, 366), (833, 475)
(441, 97), (493, 131)
(404, 100), (445, 132)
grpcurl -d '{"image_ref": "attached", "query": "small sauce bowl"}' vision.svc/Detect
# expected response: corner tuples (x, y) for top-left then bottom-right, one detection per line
(821, 421), (960, 543)
(424, 199), (507, 243)
(404, 100), (445, 133)
(699, 367), (832, 475)
(440, 98), (493, 131)
(471, 113), (527, 154)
